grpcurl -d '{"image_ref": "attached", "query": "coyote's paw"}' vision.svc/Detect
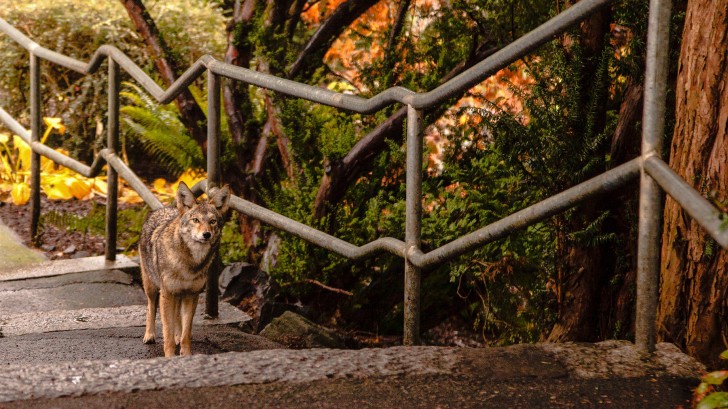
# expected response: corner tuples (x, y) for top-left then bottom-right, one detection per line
(143, 333), (156, 344)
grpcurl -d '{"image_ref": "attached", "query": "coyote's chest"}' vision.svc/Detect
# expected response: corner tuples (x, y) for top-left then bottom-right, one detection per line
(154, 242), (212, 295)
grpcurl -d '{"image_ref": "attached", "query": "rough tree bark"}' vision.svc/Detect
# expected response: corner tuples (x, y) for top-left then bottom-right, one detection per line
(657, 0), (728, 366)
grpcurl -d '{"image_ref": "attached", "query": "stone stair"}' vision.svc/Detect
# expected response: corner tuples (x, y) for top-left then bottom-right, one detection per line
(0, 255), (259, 367)
(0, 223), (707, 407)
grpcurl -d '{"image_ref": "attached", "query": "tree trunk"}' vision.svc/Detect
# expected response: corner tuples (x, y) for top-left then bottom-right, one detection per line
(657, 0), (728, 366)
(547, 7), (613, 342)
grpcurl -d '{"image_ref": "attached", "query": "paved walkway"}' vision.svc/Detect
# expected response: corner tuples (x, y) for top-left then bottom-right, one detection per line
(0, 219), (706, 408)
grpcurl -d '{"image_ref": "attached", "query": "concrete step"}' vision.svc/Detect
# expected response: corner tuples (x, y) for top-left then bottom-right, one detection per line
(0, 269), (146, 315)
(0, 300), (250, 337)
(0, 262), (254, 366)
(0, 325), (280, 366)
(0, 261), (251, 337)
(0, 254), (138, 282)
(0, 342), (705, 406)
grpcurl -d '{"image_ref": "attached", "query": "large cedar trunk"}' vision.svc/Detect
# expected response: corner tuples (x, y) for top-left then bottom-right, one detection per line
(657, 0), (728, 366)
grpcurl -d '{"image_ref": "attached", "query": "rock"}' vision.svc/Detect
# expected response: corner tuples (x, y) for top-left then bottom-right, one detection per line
(256, 302), (312, 334)
(71, 251), (92, 259)
(41, 244), (55, 252)
(260, 311), (346, 349)
(218, 262), (259, 301)
(540, 340), (706, 379)
(218, 262), (297, 332)
(62, 245), (76, 254)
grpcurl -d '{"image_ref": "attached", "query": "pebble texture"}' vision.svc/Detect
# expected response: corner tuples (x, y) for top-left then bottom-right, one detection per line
(0, 342), (706, 403)
(0, 255), (137, 282)
(0, 346), (459, 402)
(539, 340), (706, 378)
(1, 302), (250, 336)
(0, 327), (282, 365)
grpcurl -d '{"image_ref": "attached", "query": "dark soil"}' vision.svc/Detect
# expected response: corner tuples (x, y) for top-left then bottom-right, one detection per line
(0, 196), (142, 261)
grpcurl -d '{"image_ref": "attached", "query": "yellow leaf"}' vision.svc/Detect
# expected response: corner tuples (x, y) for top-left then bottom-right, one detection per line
(42, 175), (74, 200)
(11, 182), (30, 205)
(175, 168), (206, 190)
(43, 117), (66, 134)
(153, 178), (170, 194)
(41, 157), (55, 173)
(0, 152), (14, 179)
(93, 179), (108, 195)
(0, 133), (9, 144)
(119, 188), (143, 204)
(68, 177), (93, 200)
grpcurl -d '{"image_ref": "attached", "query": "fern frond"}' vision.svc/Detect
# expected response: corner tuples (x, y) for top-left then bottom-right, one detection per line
(120, 82), (204, 176)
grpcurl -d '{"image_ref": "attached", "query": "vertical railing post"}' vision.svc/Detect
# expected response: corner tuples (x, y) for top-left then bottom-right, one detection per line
(205, 70), (221, 317)
(105, 58), (120, 261)
(403, 105), (422, 345)
(29, 53), (41, 246)
(636, 0), (671, 352)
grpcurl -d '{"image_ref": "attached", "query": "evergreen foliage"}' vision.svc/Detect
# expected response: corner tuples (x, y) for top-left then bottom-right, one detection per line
(120, 82), (205, 176)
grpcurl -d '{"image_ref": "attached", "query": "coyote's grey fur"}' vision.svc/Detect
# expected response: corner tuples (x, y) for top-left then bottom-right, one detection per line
(139, 181), (231, 357)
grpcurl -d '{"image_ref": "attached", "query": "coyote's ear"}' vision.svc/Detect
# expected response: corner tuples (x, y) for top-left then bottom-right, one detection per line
(209, 184), (231, 215)
(176, 181), (196, 213)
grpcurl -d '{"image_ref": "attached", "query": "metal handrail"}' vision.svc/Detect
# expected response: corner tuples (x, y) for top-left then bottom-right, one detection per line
(0, 0), (723, 349)
(0, 0), (613, 113)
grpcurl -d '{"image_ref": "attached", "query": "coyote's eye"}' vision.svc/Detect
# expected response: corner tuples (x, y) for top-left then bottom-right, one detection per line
(209, 219), (217, 225)
(192, 218), (199, 223)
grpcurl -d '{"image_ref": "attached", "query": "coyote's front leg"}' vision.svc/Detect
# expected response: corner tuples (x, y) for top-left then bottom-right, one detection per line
(179, 294), (199, 356)
(159, 291), (178, 357)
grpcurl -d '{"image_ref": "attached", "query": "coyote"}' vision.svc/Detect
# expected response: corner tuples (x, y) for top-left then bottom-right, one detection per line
(139, 181), (231, 357)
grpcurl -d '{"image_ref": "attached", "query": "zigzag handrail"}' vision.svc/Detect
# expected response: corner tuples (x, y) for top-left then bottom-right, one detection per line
(0, 97), (649, 268)
(0, 0), (612, 113)
(1, 0), (724, 349)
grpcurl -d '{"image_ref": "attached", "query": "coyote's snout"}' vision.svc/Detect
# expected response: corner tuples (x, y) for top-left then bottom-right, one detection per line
(139, 181), (231, 357)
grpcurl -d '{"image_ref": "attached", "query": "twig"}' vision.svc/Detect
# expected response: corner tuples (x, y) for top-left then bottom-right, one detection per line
(305, 279), (353, 296)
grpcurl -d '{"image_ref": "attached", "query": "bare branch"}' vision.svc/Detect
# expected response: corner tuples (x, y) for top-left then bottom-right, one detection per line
(313, 43), (500, 219)
(224, 0), (258, 149)
(288, 0), (380, 78)
(386, 0), (410, 55)
(119, 0), (207, 148)
(305, 279), (353, 296)
(382, 0), (410, 88)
